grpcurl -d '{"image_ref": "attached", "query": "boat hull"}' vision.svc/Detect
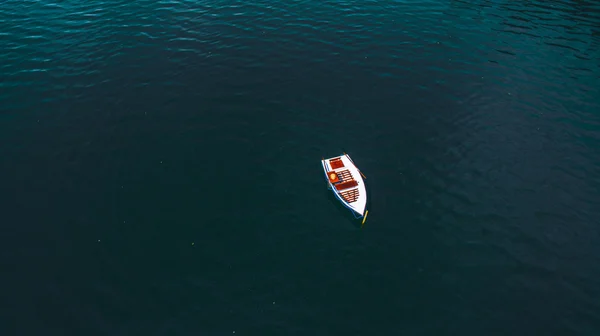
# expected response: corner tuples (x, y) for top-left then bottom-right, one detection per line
(321, 154), (367, 217)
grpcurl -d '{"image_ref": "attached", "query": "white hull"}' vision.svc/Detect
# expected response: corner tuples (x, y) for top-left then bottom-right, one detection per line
(321, 154), (367, 217)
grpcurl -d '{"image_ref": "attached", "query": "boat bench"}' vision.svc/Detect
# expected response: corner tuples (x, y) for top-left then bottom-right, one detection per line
(334, 180), (358, 191)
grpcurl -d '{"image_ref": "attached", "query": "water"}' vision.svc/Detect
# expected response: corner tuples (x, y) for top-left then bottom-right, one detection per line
(2, 0), (600, 334)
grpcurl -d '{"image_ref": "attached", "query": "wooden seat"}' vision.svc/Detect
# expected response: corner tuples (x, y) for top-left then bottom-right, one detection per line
(334, 180), (358, 191)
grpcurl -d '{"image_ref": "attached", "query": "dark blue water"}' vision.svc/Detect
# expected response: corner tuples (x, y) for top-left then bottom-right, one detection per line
(2, 0), (600, 334)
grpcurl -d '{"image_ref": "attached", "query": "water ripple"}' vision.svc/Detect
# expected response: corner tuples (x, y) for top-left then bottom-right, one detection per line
(2, 0), (600, 334)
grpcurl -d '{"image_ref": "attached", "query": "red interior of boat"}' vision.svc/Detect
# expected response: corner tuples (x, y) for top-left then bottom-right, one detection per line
(329, 158), (345, 169)
(340, 188), (359, 203)
(336, 169), (353, 182)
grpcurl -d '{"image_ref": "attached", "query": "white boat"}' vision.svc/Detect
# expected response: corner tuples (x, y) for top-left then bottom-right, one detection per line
(321, 153), (368, 223)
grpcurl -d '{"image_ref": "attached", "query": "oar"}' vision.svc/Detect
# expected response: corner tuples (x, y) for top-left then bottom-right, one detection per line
(358, 169), (367, 180)
(343, 152), (367, 179)
(361, 210), (369, 228)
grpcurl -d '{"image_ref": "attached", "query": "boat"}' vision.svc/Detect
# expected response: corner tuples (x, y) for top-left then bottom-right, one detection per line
(321, 153), (369, 225)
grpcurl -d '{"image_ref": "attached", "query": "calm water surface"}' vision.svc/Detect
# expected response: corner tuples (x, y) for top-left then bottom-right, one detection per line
(2, 0), (600, 335)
